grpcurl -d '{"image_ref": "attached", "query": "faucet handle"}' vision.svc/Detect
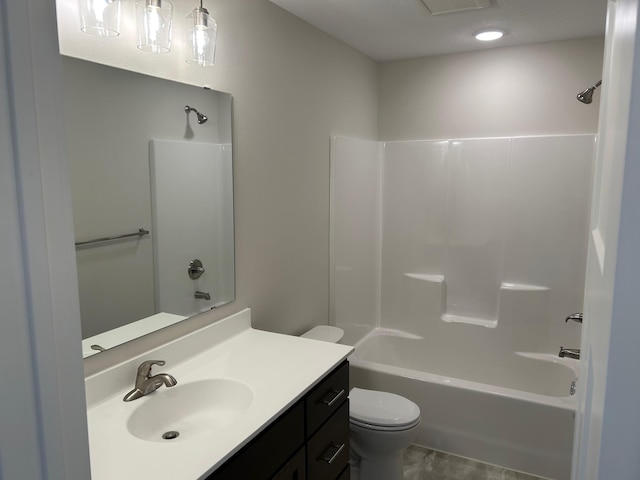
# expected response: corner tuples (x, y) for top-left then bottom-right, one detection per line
(137, 360), (166, 378)
(565, 313), (583, 324)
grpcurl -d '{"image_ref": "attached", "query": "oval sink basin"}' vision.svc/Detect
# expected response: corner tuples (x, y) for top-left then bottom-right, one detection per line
(127, 379), (253, 442)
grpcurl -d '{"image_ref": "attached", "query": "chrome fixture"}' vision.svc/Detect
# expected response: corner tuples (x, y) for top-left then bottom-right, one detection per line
(186, 0), (217, 66)
(570, 380), (577, 396)
(123, 360), (177, 402)
(565, 313), (583, 324)
(185, 105), (208, 124)
(577, 80), (602, 104)
(194, 291), (211, 300)
(559, 347), (580, 360)
(188, 259), (205, 279)
(90, 344), (107, 353)
(75, 227), (149, 248)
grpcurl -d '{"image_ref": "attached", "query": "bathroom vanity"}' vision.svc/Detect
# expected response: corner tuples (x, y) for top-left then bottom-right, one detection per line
(84, 309), (353, 480)
(209, 361), (350, 480)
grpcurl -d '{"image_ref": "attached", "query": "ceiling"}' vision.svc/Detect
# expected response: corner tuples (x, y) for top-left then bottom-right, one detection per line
(268, 0), (608, 61)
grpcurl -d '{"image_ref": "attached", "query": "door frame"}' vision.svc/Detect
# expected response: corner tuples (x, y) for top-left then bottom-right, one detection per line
(0, 0), (91, 478)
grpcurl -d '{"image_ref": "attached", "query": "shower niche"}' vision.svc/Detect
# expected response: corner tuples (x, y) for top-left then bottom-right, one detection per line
(331, 134), (594, 352)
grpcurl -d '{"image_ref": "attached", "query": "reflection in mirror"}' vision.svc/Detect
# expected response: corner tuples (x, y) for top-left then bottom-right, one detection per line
(61, 57), (235, 358)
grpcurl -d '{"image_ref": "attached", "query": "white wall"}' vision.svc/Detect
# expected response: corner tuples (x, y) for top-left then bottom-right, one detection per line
(57, 0), (380, 373)
(379, 37), (604, 140)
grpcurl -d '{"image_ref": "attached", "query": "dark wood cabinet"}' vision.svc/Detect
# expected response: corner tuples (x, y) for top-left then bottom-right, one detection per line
(206, 361), (350, 480)
(273, 448), (306, 480)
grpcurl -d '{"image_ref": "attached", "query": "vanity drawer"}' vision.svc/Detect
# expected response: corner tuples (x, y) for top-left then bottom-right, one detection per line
(306, 361), (349, 437)
(208, 401), (304, 480)
(306, 401), (349, 480)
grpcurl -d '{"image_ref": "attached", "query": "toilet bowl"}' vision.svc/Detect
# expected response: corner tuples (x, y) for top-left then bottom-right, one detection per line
(349, 387), (421, 480)
(300, 326), (422, 480)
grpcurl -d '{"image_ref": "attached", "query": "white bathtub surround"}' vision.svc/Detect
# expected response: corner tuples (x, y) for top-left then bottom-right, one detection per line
(331, 134), (594, 350)
(85, 308), (353, 480)
(150, 140), (235, 316)
(331, 134), (593, 479)
(330, 136), (384, 344)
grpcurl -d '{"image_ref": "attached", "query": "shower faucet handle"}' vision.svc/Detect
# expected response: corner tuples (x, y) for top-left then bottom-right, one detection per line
(565, 313), (583, 324)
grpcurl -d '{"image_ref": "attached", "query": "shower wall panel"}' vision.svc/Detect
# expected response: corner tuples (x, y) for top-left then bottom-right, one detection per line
(150, 140), (234, 317)
(504, 135), (594, 349)
(444, 139), (511, 324)
(331, 136), (383, 342)
(381, 141), (448, 331)
(332, 134), (593, 353)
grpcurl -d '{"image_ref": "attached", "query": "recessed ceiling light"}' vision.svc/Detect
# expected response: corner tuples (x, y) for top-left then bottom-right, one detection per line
(474, 29), (505, 41)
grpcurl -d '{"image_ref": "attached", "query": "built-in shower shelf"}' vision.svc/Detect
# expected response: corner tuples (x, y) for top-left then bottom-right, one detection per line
(403, 273), (445, 283)
(441, 314), (497, 328)
(500, 282), (549, 292)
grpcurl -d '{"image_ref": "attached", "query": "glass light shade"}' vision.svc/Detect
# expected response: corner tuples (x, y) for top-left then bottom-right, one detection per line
(135, 0), (173, 54)
(78, 0), (121, 37)
(186, 7), (217, 66)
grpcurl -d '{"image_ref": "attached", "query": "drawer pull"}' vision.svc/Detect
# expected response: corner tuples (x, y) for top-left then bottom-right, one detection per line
(320, 388), (346, 407)
(320, 443), (345, 464)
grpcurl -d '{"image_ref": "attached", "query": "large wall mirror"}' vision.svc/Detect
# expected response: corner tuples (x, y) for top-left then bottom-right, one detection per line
(61, 57), (235, 358)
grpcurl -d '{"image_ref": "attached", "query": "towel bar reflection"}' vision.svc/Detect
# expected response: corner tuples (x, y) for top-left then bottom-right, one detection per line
(75, 228), (149, 248)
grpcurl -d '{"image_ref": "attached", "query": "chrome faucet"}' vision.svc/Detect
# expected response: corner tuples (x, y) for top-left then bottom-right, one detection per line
(559, 347), (580, 360)
(123, 360), (177, 402)
(194, 291), (211, 300)
(565, 313), (583, 324)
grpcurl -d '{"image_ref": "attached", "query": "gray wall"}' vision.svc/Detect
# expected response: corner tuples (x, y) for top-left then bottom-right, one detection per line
(379, 37), (604, 140)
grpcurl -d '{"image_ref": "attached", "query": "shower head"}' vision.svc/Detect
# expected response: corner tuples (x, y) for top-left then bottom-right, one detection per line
(577, 80), (602, 104)
(185, 105), (208, 124)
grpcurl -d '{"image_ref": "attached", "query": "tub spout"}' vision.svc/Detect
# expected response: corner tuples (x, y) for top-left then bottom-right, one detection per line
(565, 313), (583, 324)
(559, 347), (580, 360)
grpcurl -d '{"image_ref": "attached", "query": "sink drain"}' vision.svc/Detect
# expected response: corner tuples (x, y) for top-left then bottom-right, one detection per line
(162, 431), (180, 440)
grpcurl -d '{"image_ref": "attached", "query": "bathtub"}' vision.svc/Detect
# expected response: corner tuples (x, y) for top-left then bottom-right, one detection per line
(348, 329), (578, 480)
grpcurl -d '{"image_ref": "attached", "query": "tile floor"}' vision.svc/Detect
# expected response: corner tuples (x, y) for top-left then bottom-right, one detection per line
(402, 445), (545, 480)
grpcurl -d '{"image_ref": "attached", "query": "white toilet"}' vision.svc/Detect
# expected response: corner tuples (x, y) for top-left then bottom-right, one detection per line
(349, 387), (421, 480)
(301, 326), (422, 480)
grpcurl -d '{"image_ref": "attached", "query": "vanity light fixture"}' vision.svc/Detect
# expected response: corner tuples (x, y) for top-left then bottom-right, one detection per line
(135, 0), (174, 53)
(78, 0), (121, 37)
(186, 0), (217, 66)
(474, 29), (505, 41)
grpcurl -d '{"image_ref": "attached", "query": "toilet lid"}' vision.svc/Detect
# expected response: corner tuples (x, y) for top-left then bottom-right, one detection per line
(300, 325), (344, 343)
(349, 387), (421, 428)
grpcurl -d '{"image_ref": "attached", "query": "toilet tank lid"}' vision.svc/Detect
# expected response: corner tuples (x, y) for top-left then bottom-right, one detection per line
(300, 325), (344, 343)
(349, 387), (421, 427)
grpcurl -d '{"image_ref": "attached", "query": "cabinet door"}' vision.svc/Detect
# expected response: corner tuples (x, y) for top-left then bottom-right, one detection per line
(272, 448), (306, 480)
(306, 401), (350, 480)
(208, 402), (304, 480)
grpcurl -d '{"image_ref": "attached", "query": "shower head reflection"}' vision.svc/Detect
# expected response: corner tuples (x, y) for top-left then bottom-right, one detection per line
(185, 105), (208, 124)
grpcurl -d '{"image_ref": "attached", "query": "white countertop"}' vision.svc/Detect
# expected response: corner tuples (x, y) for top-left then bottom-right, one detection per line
(85, 309), (353, 480)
